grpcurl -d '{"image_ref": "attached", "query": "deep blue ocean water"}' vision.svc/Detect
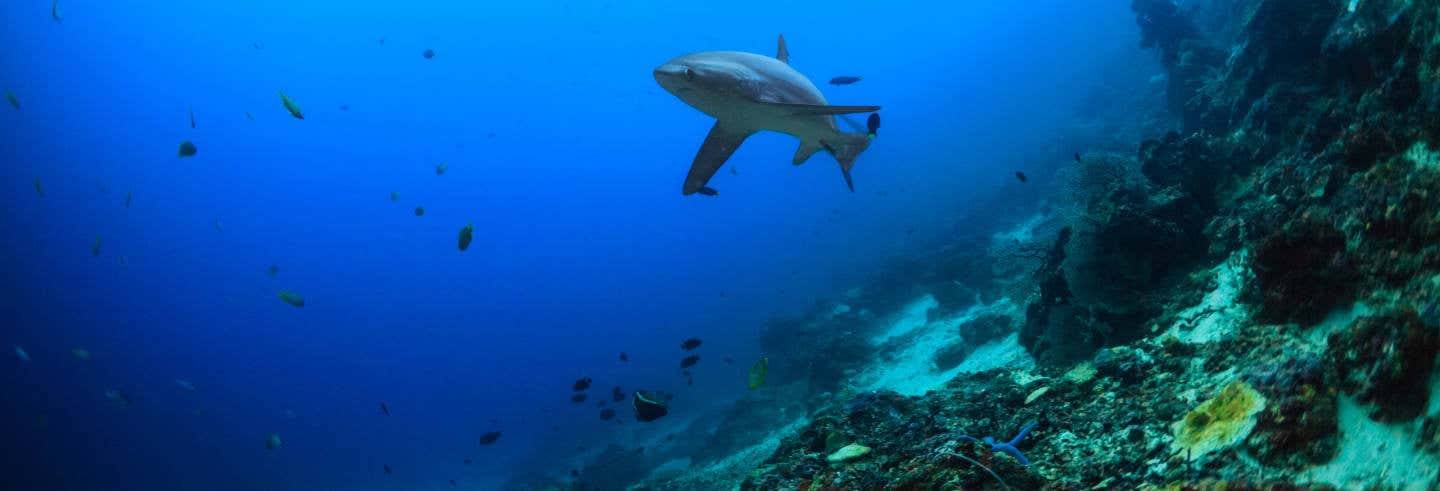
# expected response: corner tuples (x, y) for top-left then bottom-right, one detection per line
(0, 1), (1134, 489)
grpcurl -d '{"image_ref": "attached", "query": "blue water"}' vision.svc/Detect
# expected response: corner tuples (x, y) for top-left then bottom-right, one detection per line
(1, 1), (1133, 489)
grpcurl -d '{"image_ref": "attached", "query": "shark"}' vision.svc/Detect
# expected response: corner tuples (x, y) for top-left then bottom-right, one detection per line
(654, 35), (880, 196)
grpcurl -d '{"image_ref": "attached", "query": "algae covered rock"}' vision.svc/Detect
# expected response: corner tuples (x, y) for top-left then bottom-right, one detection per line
(825, 443), (870, 463)
(1171, 380), (1266, 457)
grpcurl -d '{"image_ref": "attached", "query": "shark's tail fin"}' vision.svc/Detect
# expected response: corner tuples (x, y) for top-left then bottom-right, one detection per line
(823, 132), (872, 192)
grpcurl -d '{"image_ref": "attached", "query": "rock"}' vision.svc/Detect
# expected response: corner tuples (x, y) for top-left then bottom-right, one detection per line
(825, 443), (871, 464)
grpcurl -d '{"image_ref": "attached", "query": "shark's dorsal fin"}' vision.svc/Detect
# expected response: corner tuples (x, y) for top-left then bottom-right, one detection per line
(683, 122), (754, 195)
(776, 35), (789, 64)
(763, 102), (880, 116)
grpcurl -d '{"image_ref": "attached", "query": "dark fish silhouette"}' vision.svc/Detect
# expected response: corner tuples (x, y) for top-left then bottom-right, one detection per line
(379, 403), (390, 416)
(572, 377), (592, 391)
(383, 465), (392, 475)
(1015, 172), (1028, 183)
(1074, 152), (1082, 163)
(634, 391), (670, 422)
(458, 223), (474, 251)
(189, 107), (196, 129)
(267, 265), (279, 277)
(463, 457), (472, 464)
(599, 408), (615, 420)
(829, 76), (863, 85)
(680, 355), (699, 369)
(680, 338), (702, 350)
(414, 206), (425, 216)
(571, 393), (587, 403)
(619, 352), (628, 362)
(612, 386), (625, 402)
(178, 141), (198, 158)
(423, 49), (436, 59)
(450, 479), (457, 487)
(478, 431), (501, 445)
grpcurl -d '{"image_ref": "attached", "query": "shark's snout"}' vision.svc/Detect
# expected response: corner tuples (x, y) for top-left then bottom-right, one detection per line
(653, 63), (694, 94)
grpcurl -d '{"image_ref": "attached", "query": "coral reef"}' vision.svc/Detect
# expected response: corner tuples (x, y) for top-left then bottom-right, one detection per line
(631, 0), (1440, 489)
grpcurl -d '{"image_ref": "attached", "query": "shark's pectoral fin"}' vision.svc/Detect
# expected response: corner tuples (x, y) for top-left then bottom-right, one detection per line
(683, 122), (753, 196)
(793, 141), (821, 166)
(776, 34), (789, 64)
(762, 102), (881, 116)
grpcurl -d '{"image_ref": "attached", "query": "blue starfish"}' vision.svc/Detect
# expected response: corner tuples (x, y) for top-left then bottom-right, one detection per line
(958, 422), (1037, 467)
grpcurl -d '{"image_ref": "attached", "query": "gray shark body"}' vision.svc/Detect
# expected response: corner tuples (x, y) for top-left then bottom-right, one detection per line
(654, 35), (879, 195)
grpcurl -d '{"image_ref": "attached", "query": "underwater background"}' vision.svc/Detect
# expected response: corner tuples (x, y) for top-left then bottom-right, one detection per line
(4, 0), (1440, 490)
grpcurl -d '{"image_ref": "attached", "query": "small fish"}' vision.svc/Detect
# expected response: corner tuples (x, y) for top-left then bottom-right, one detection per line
(189, 106), (196, 129)
(91, 235), (102, 257)
(119, 255), (128, 267)
(599, 408), (615, 420)
(104, 389), (132, 408)
(436, 162), (448, 175)
(267, 265), (279, 277)
(178, 141), (197, 157)
(390, 191), (400, 202)
(572, 377), (592, 391)
(570, 470), (579, 478)
(570, 393), (587, 403)
(414, 206), (425, 217)
(252, 42), (263, 50)
(279, 91), (304, 119)
(612, 386), (625, 402)
(51, 0), (61, 23)
(686, 377), (693, 387)
(33, 178), (44, 197)
(680, 338), (702, 350)
(124, 191), (132, 209)
(730, 167), (738, 175)
(724, 356), (733, 364)
(618, 352), (628, 362)
(1074, 152), (1083, 164)
(338, 104), (350, 112)
(377, 37), (386, 45)
(679, 355), (699, 369)
(748, 357), (769, 390)
(278, 290), (305, 308)
(597, 400), (606, 407)
(175, 379), (196, 392)
(463, 457), (473, 464)
(478, 431), (501, 445)
(633, 391), (669, 423)
(379, 403), (390, 416)
(6, 91), (18, 110)
(14, 346), (30, 363)
(214, 218), (223, 233)
(266, 433), (282, 450)
(450, 480), (457, 487)
(829, 76), (863, 85)
(423, 49), (436, 59)
(1015, 171), (1028, 183)
(867, 113), (881, 138)
(383, 465), (392, 475)
(458, 223), (474, 251)
(245, 111), (255, 121)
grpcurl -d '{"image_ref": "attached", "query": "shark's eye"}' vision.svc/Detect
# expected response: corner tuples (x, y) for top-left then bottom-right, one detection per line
(684, 68), (696, 81)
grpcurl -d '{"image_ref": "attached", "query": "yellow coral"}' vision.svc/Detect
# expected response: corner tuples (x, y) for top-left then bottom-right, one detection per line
(1171, 380), (1266, 457)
